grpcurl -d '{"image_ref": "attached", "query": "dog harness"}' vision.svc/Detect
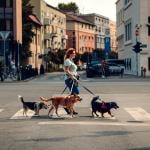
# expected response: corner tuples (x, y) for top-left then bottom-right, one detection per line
(101, 102), (107, 109)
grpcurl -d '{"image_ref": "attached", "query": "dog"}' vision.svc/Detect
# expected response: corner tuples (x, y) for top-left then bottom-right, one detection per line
(91, 96), (119, 118)
(40, 94), (82, 117)
(18, 95), (48, 116)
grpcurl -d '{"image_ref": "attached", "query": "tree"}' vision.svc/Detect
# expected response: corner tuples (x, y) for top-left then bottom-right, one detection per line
(80, 52), (91, 63)
(22, 0), (34, 64)
(58, 2), (79, 14)
(109, 51), (118, 59)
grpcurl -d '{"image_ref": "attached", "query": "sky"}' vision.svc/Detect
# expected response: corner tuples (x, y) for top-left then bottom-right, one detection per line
(44, 0), (117, 21)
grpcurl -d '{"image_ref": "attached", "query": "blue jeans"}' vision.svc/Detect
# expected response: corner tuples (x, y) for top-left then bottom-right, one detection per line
(65, 78), (80, 95)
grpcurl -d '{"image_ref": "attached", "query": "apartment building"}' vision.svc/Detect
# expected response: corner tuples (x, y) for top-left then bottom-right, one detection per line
(79, 13), (109, 50)
(116, 0), (150, 76)
(0, 0), (22, 66)
(66, 14), (95, 54)
(30, 0), (67, 55)
(28, 14), (42, 69)
(109, 20), (117, 52)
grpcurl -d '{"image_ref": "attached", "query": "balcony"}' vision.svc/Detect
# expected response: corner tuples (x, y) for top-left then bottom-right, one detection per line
(44, 33), (58, 40)
(51, 33), (58, 38)
(44, 33), (51, 40)
(43, 18), (51, 26)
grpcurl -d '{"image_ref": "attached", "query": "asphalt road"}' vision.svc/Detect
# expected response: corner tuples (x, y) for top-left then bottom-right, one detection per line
(0, 72), (150, 150)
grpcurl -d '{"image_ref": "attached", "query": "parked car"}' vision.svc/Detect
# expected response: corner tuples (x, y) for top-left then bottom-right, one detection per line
(107, 63), (124, 75)
(86, 62), (102, 78)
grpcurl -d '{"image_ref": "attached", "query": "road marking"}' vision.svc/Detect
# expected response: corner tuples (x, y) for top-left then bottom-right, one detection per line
(125, 107), (150, 121)
(38, 121), (150, 127)
(10, 109), (35, 119)
(48, 108), (72, 119)
(0, 109), (4, 113)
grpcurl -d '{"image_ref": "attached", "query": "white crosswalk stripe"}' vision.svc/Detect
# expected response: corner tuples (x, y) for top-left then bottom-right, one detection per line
(0, 109), (4, 113)
(10, 109), (35, 119)
(125, 107), (150, 121)
(8, 107), (150, 122)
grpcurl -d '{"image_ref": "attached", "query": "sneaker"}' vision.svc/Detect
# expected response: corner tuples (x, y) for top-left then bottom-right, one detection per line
(73, 111), (78, 115)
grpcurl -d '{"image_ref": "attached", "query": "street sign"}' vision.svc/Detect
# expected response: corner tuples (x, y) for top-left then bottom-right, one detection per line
(104, 36), (111, 59)
(141, 44), (147, 48)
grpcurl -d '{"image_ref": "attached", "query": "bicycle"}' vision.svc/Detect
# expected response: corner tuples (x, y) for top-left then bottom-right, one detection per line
(2, 67), (18, 81)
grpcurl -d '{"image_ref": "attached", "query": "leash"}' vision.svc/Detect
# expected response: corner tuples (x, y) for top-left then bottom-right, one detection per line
(60, 86), (68, 95)
(78, 81), (95, 96)
(61, 76), (99, 98)
(60, 79), (75, 95)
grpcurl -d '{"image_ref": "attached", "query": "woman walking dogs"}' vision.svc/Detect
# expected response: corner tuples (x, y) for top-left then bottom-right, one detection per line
(63, 48), (80, 115)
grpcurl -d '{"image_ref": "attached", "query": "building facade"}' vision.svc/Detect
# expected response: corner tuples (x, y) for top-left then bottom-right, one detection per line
(66, 14), (95, 54)
(0, 0), (22, 66)
(30, 0), (67, 55)
(79, 13), (110, 50)
(109, 20), (117, 52)
(116, 0), (150, 76)
(28, 14), (42, 69)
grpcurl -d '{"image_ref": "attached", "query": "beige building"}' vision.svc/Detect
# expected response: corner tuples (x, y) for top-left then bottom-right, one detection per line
(116, 0), (150, 76)
(28, 14), (42, 69)
(0, 0), (22, 66)
(66, 14), (95, 54)
(109, 20), (117, 52)
(30, 0), (67, 56)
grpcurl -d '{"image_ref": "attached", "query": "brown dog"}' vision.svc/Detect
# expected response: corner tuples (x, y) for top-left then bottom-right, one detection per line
(40, 94), (82, 117)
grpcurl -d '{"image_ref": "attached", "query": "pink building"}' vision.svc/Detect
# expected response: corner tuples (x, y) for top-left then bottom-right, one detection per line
(66, 14), (95, 54)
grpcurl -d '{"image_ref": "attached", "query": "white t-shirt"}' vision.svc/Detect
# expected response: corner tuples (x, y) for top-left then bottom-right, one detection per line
(64, 58), (77, 79)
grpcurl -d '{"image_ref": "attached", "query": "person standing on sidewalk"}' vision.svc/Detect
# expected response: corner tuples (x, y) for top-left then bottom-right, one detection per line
(63, 48), (80, 115)
(0, 65), (4, 82)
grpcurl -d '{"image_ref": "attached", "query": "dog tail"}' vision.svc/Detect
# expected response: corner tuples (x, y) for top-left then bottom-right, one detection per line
(40, 96), (52, 102)
(18, 95), (25, 104)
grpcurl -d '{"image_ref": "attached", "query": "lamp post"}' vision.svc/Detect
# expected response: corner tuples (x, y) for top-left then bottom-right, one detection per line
(0, 31), (10, 72)
(17, 40), (21, 80)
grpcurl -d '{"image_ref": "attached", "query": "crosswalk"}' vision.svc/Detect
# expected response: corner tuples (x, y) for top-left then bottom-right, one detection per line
(0, 107), (150, 123)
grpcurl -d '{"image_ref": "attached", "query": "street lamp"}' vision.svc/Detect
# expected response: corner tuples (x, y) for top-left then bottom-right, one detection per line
(0, 31), (10, 72)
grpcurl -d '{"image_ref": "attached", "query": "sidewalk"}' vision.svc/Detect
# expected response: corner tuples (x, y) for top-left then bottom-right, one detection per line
(1, 71), (150, 83)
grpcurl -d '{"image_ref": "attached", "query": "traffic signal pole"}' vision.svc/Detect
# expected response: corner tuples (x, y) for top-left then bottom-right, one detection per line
(134, 26), (142, 76)
(135, 35), (138, 76)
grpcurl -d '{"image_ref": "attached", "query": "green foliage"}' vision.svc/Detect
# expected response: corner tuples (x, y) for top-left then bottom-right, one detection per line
(58, 2), (79, 13)
(0, 61), (3, 68)
(22, 0), (34, 63)
(80, 52), (92, 63)
(93, 49), (105, 60)
(110, 51), (118, 59)
(41, 49), (65, 67)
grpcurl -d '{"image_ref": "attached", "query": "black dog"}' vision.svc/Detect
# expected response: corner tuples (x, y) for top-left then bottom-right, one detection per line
(91, 96), (119, 118)
(18, 95), (48, 116)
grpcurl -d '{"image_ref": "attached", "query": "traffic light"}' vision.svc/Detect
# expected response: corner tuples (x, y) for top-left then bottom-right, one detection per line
(133, 41), (142, 53)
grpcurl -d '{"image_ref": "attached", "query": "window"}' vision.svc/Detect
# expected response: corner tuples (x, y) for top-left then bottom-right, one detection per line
(148, 17), (150, 36)
(0, 19), (5, 30)
(0, 0), (13, 8)
(148, 57), (150, 71)
(6, 0), (13, 7)
(124, 0), (130, 5)
(125, 21), (132, 41)
(0, 0), (5, 7)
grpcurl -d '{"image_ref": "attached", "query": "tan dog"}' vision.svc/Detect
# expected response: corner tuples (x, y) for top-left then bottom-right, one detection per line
(40, 94), (82, 117)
